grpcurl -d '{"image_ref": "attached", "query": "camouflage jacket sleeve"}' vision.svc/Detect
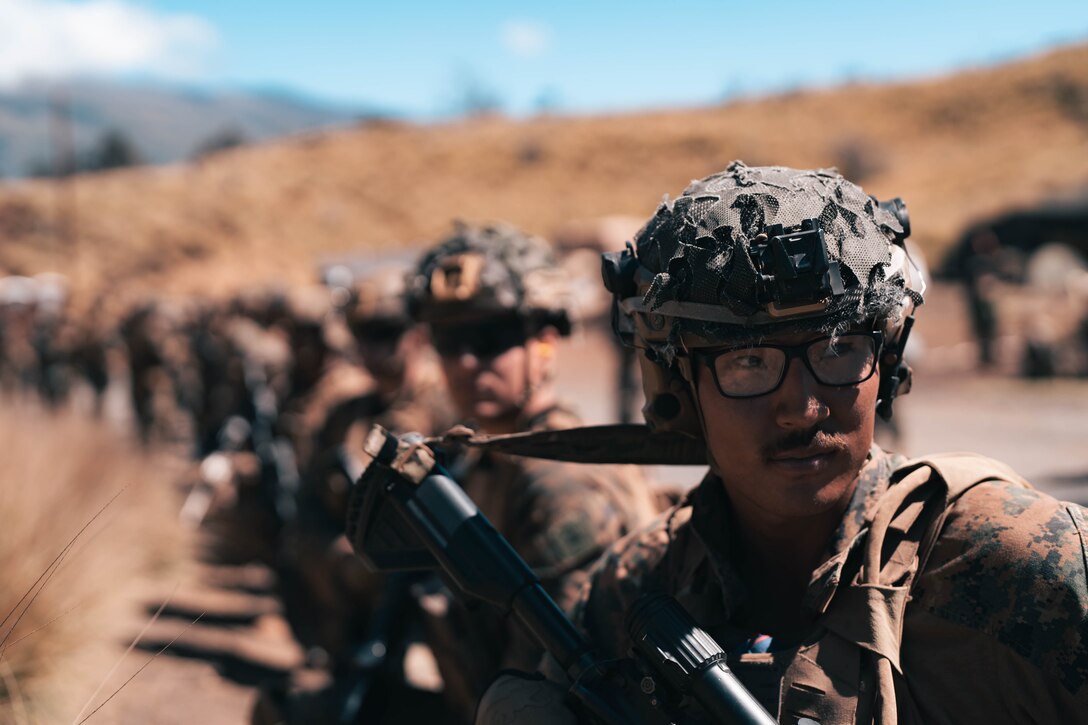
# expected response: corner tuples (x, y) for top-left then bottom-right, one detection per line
(508, 459), (661, 596)
(564, 504), (685, 661)
(906, 480), (1088, 723)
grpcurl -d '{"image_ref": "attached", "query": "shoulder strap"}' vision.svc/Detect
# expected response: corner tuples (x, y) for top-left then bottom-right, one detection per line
(887, 452), (1032, 581)
(805, 452), (1033, 723)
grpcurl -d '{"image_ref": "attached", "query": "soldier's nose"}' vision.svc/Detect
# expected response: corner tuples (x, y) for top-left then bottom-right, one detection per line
(457, 350), (479, 369)
(773, 360), (829, 429)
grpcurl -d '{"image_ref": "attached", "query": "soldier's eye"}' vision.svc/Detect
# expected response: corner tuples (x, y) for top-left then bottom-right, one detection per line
(720, 349), (773, 370)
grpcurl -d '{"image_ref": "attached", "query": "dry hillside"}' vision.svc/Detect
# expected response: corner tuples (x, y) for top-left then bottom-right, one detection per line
(2, 43), (1087, 306)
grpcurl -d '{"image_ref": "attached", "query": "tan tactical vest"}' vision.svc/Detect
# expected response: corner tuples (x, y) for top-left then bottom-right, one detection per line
(768, 453), (1031, 725)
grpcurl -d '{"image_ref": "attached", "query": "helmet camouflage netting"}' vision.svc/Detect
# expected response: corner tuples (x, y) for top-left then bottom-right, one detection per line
(408, 222), (573, 334)
(630, 161), (924, 362)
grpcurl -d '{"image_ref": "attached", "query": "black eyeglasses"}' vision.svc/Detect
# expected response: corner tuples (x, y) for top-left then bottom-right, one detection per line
(430, 319), (528, 359)
(696, 330), (883, 399)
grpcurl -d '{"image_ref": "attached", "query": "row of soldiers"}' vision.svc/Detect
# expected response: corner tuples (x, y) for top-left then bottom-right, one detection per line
(75, 225), (662, 722)
(0, 273), (109, 410)
(6, 224), (648, 721)
(9, 164), (1088, 724)
(243, 168), (1088, 725)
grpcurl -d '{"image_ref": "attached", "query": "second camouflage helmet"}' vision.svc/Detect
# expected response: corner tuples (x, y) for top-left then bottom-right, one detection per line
(408, 222), (573, 335)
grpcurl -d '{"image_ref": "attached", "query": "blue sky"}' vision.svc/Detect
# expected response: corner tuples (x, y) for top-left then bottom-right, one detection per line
(3, 0), (1087, 117)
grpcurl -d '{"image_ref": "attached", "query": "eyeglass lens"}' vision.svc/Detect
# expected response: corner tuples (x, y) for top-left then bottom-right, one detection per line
(711, 333), (878, 397)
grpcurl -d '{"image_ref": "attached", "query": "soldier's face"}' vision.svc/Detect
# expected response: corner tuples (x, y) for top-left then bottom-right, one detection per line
(435, 322), (556, 429)
(693, 329), (879, 523)
(357, 324), (415, 389)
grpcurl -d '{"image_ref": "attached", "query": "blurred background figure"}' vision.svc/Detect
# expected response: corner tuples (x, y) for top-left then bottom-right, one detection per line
(255, 263), (457, 725)
(943, 195), (1088, 378)
(965, 228), (1002, 367)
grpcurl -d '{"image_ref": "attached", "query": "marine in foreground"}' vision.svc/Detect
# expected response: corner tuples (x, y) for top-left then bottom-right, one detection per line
(478, 162), (1088, 724)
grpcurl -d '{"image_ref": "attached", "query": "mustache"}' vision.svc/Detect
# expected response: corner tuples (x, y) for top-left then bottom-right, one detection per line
(761, 426), (847, 459)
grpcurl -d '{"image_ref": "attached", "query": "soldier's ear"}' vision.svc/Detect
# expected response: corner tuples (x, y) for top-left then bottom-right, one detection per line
(536, 341), (555, 359)
(531, 326), (560, 355)
(638, 353), (703, 439)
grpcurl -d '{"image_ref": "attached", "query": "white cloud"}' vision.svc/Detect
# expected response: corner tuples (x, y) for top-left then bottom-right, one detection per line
(0, 0), (219, 88)
(501, 20), (551, 58)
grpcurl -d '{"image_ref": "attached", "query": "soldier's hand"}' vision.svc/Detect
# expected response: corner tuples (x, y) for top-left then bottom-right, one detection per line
(475, 671), (576, 725)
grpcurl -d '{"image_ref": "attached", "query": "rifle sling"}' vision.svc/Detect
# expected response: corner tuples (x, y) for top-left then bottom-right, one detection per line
(426, 424), (706, 466)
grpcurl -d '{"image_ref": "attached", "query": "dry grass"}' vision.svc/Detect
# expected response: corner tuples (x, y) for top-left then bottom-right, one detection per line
(0, 401), (187, 723)
(1, 42), (1087, 312)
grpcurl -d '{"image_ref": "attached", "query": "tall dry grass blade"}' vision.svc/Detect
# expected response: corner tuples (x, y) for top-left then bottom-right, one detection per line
(0, 548), (65, 634)
(74, 612), (205, 725)
(0, 487), (126, 632)
(69, 582), (180, 725)
(1, 597), (92, 650)
(0, 485), (129, 658)
(0, 659), (30, 725)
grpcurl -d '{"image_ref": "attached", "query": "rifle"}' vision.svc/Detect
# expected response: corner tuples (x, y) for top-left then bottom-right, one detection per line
(326, 444), (432, 724)
(179, 358), (299, 535)
(345, 426), (776, 725)
(242, 357), (301, 526)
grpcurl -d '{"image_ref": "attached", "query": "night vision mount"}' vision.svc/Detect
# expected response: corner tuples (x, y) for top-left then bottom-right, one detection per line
(876, 196), (911, 246)
(751, 218), (845, 316)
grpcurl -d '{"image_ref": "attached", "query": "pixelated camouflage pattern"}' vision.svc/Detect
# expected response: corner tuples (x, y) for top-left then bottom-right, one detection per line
(528, 448), (1088, 724)
(904, 478), (1088, 722)
(423, 404), (663, 722)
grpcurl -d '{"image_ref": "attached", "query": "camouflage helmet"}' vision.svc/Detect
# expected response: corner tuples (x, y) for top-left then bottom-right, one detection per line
(603, 162), (926, 432)
(408, 222), (573, 335)
(346, 265), (411, 330)
(345, 264), (413, 346)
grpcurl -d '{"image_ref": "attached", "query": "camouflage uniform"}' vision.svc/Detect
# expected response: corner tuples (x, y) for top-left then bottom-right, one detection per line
(283, 358), (454, 659)
(423, 404), (660, 720)
(545, 448), (1088, 723)
(0, 276), (42, 396)
(118, 297), (201, 451)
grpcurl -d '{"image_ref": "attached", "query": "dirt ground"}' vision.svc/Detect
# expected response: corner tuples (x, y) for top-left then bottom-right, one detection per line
(79, 282), (1088, 723)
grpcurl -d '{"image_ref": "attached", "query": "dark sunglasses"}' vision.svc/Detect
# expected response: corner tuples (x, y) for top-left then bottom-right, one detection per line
(351, 320), (408, 345)
(430, 319), (528, 359)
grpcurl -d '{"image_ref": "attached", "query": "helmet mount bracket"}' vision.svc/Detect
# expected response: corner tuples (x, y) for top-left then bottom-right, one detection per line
(751, 219), (846, 313)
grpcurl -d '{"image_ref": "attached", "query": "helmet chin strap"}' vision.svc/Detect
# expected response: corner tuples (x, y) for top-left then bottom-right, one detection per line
(515, 325), (556, 427)
(677, 357), (725, 478)
(876, 315), (915, 421)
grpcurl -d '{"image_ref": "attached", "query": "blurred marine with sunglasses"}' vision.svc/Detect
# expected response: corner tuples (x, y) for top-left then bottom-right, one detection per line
(408, 222), (663, 722)
(478, 163), (1088, 724)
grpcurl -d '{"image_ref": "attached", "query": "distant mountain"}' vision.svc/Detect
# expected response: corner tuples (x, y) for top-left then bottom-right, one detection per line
(2, 43), (1087, 304)
(0, 80), (372, 178)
